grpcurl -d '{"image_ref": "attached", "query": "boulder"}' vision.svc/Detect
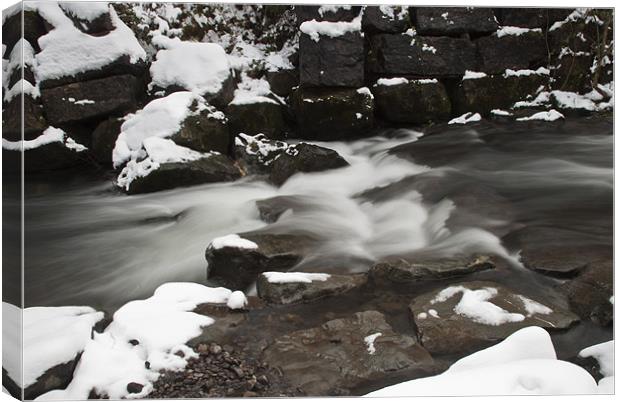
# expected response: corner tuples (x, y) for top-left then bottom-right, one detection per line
(362, 6), (410, 33)
(227, 100), (286, 140)
(551, 53), (594, 93)
(410, 281), (579, 355)
(367, 34), (478, 77)
(476, 31), (547, 74)
(451, 72), (549, 115)
(255, 195), (314, 223)
(171, 105), (230, 154)
(291, 87), (374, 140)
(413, 7), (498, 36)
(372, 78), (451, 124)
(233, 133), (289, 175)
(122, 155), (241, 195)
(2, 95), (47, 141)
(262, 310), (435, 395)
(205, 232), (318, 290)
(23, 357), (82, 400)
(299, 31), (364, 87)
(60, 4), (114, 35)
(257, 272), (367, 304)
(92, 117), (124, 164)
(40, 74), (142, 125)
(496, 8), (572, 29)
(370, 255), (495, 286)
(265, 69), (298, 97)
(562, 260), (613, 326)
(269, 143), (349, 186)
(295, 5), (362, 23)
(2, 9), (48, 52)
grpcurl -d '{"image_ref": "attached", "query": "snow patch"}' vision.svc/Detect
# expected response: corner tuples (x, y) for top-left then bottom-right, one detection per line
(504, 67), (550, 77)
(210, 234), (258, 250)
(375, 77), (408, 86)
(580, 341), (614, 378)
(300, 14), (362, 42)
(364, 332), (382, 355)
(516, 110), (565, 122)
(496, 26), (542, 38)
(226, 291), (248, 310)
(448, 112), (482, 125)
(262, 272), (331, 284)
(491, 109), (512, 116)
(2, 126), (86, 152)
(463, 71), (487, 80)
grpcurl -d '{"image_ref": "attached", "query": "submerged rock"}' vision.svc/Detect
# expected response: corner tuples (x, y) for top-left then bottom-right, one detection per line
(562, 259), (613, 326)
(413, 7), (498, 36)
(262, 310), (435, 395)
(410, 281), (579, 355)
(269, 143), (349, 186)
(370, 256), (495, 286)
(257, 272), (367, 304)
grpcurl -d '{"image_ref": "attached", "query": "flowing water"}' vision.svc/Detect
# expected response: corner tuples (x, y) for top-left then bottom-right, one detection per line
(18, 116), (612, 316)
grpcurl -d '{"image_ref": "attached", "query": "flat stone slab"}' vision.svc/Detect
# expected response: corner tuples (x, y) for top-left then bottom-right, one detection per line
(410, 281), (579, 355)
(257, 272), (367, 304)
(562, 259), (613, 326)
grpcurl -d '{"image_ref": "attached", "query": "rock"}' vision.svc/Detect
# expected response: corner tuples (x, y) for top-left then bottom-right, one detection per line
(451, 73), (549, 115)
(2, 95), (47, 141)
(257, 273), (367, 304)
(269, 143), (349, 186)
(262, 311), (435, 395)
(233, 133), (289, 175)
(265, 69), (298, 97)
(295, 5), (362, 23)
(61, 4), (114, 35)
(291, 87), (374, 140)
(22, 356), (82, 400)
(362, 6), (410, 33)
(126, 382), (144, 394)
(299, 31), (364, 87)
(413, 7), (498, 36)
(227, 100), (286, 140)
(205, 232), (317, 290)
(562, 260), (613, 326)
(410, 281), (579, 355)
(2, 9), (48, 52)
(3, 139), (86, 173)
(497, 8), (572, 29)
(372, 78), (451, 124)
(255, 195), (313, 223)
(122, 155), (242, 195)
(551, 53), (594, 93)
(367, 34), (478, 77)
(476, 31), (547, 74)
(502, 226), (612, 277)
(92, 117), (123, 164)
(172, 105), (230, 154)
(370, 255), (494, 286)
(40, 74), (143, 125)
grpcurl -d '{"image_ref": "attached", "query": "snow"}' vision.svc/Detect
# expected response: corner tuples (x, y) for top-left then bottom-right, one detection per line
(300, 14), (362, 42)
(33, 2), (146, 82)
(462, 71), (487, 80)
(379, 5), (408, 20)
(226, 291), (248, 310)
(375, 77), (408, 86)
(210, 234), (258, 250)
(4, 79), (41, 103)
(421, 43), (437, 54)
(38, 283), (235, 400)
(235, 133), (289, 165)
(516, 110), (565, 122)
(448, 112), (482, 125)
(431, 286), (525, 326)
(364, 332), (382, 355)
(414, 79), (438, 85)
(579, 341), (614, 378)
(230, 76), (278, 106)
(552, 91), (598, 111)
(496, 26), (542, 38)
(149, 35), (230, 96)
(59, 2), (110, 21)
(365, 326), (600, 396)
(504, 67), (550, 77)
(357, 87), (374, 99)
(2, 126), (86, 152)
(262, 272), (331, 284)
(318, 5), (351, 17)
(516, 295), (554, 315)
(491, 109), (512, 116)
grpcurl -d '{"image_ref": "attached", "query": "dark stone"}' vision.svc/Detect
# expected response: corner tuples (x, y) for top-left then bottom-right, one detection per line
(367, 34), (478, 77)
(6, 141), (86, 172)
(362, 6), (410, 33)
(23, 354), (82, 400)
(551, 53), (594, 93)
(299, 31), (364, 87)
(257, 273), (367, 304)
(205, 232), (317, 290)
(2, 95), (47, 141)
(269, 143), (349, 186)
(41, 74), (142, 125)
(476, 31), (547, 74)
(413, 7), (498, 36)
(2, 9), (48, 52)
(92, 117), (123, 164)
(151, 74), (235, 111)
(60, 4), (114, 35)
(497, 8), (573, 29)
(562, 260), (613, 326)
(265, 69), (298, 97)
(372, 79), (451, 124)
(290, 87), (374, 140)
(127, 382), (144, 394)
(233, 134), (289, 175)
(295, 5), (362, 23)
(410, 281), (579, 355)
(262, 311), (435, 395)
(122, 155), (242, 195)
(370, 255), (495, 286)
(172, 105), (230, 154)
(255, 195), (314, 223)
(227, 100), (286, 140)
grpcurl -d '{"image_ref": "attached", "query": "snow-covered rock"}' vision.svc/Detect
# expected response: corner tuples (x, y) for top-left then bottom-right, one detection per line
(362, 6), (409, 33)
(415, 7), (498, 36)
(448, 112), (482, 125)
(516, 109), (565, 122)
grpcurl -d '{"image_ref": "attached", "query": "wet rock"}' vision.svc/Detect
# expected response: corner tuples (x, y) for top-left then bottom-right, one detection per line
(291, 87), (374, 140)
(562, 260), (613, 326)
(299, 31), (364, 87)
(262, 310), (435, 395)
(265, 69), (298, 97)
(171, 104), (230, 154)
(367, 34), (478, 77)
(372, 78), (451, 124)
(2, 95), (47, 141)
(410, 281), (579, 355)
(255, 195), (313, 223)
(123, 155), (242, 195)
(370, 255), (495, 286)
(362, 6), (409, 33)
(40, 74), (142, 125)
(269, 143), (349, 186)
(233, 134), (289, 175)
(126, 382), (144, 394)
(295, 5), (362, 23)
(496, 8), (572, 29)
(227, 100), (286, 140)
(413, 7), (498, 36)
(451, 73), (549, 115)
(257, 273), (367, 304)
(476, 31), (547, 74)
(205, 232), (317, 290)
(23, 356), (82, 400)
(92, 117), (123, 164)
(2, 9), (48, 52)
